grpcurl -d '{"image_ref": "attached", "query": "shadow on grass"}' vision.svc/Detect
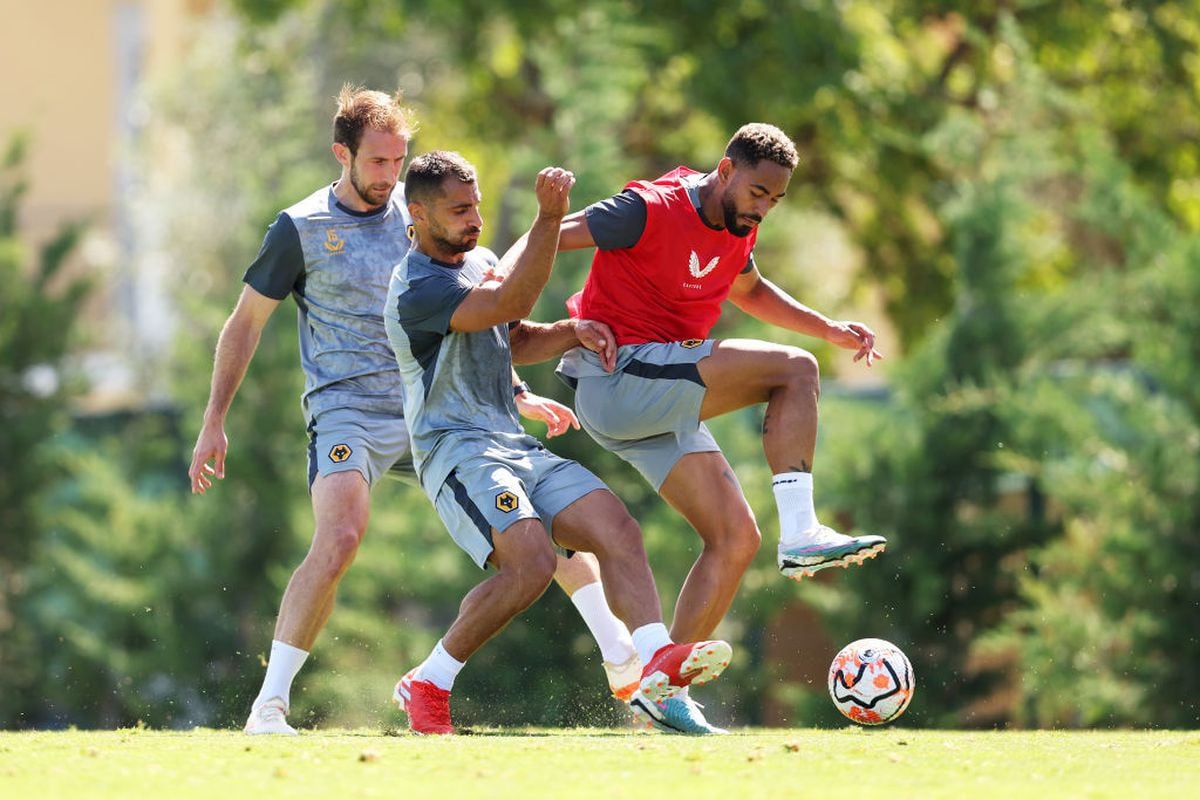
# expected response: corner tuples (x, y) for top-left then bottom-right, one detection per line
(376, 726), (644, 738)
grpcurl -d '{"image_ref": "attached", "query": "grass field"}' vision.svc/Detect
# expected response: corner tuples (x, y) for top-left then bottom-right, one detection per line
(2, 727), (1197, 799)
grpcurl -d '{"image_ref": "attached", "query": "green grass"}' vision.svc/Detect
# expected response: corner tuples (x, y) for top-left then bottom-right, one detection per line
(2, 727), (1197, 799)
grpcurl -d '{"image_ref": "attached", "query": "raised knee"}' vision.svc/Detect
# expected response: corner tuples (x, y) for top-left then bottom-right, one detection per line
(788, 349), (820, 392)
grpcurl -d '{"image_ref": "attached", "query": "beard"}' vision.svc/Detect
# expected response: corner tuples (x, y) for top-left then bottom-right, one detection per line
(429, 219), (480, 254)
(349, 163), (393, 208)
(721, 192), (761, 238)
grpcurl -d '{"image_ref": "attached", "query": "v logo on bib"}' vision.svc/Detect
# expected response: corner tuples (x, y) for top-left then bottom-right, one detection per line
(688, 251), (720, 279)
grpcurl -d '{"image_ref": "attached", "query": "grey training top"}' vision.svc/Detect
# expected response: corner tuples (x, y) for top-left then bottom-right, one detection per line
(383, 247), (541, 495)
(243, 183), (412, 420)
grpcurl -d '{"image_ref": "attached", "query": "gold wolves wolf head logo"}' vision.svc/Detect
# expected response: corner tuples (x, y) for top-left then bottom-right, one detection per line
(495, 491), (519, 512)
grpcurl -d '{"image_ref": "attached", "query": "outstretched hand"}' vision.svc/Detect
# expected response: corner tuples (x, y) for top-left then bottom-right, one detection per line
(827, 321), (883, 367)
(576, 319), (617, 372)
(535, 166), (575, 219)
(516, 391), (580, 438)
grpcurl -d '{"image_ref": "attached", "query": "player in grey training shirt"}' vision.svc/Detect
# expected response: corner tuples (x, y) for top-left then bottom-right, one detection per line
(383, 150), (733, 735)
(244, 180), (411, 424)
(188, 89), (640, 737)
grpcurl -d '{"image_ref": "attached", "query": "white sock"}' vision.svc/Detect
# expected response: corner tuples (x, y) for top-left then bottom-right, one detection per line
(630, 622), (672, 665)
(570, 582), (637, 664)
(416, 639), (465, 691)
(773, 471), (818, 548)
(254, 640), (309, 710)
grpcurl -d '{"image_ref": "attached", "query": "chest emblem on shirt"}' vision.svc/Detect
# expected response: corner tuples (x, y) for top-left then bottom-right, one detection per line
(328, 443), (352, 463)
(688, 251), (720, 279)
(324, 229), (346, 254)
(495, 491), (520, 513)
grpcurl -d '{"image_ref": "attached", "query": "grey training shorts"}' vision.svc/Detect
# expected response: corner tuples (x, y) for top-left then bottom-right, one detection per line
(430, 442), (607, 569)
(570, 340), (721, 490)
(306, 406), (416, 488)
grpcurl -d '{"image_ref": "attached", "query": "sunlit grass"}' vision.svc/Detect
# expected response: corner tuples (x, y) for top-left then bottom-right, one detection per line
(2, 727), (1197, 799)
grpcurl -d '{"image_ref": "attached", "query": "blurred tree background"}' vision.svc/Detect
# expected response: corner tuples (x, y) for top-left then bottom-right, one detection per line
(1, 0), (1197, 730)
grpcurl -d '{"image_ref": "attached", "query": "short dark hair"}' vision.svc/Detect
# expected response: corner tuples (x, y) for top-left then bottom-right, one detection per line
(404, 151), (478, 205)
(724, 123), (799, 171)
(332, 84), (417, 156)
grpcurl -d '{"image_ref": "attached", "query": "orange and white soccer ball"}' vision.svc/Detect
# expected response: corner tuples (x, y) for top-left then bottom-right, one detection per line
(828, 638), (915, 725)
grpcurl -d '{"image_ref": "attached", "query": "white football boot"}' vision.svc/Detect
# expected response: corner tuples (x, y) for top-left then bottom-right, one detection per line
(603, 654), (643, 702)
(243, 696), (297, 735)
(778, 525), (886, 580)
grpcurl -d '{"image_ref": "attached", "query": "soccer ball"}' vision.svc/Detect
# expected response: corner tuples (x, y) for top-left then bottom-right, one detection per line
(828, 638), (914, 725)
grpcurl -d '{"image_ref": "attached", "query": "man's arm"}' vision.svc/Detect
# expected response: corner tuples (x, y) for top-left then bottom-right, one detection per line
(492, 190), (652, 281)
(448, 167), (574, 333)
(728, 266), (882, 366)
(495, 189), (645, 275)
(510, 367), (579, 438)
(509, 318), (616, 371)
(188, 285), (282, 493)
(495, 211), (594, 280)
(556, 211), (596, 251)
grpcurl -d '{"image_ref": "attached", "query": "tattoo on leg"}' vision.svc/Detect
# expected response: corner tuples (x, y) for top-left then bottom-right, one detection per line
(761, 412), (770, 436)
(722, 468), (739, 489)
(788, 462), (811, 473)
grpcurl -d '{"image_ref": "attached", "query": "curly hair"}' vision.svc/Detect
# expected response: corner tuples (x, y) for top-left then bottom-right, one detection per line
(332, 84), (418, 155)
(724, 123), (799, 170)
(404, 150), (478, 205)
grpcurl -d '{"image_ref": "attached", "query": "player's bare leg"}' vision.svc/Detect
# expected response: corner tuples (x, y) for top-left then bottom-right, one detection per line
(659, 451), (760, 643)
(553, 551), (639, 700)
(551, 490), (661, 632)
(552, 550), (601, 594)
(696, 339), (820, 470)
(696, 338), (885, 580)
(637, 451), (750, 736)
(553, 489), (732, 733)
(246, 470), (371, 734)
(443, 521), (559, 659)
(276, 471), (371, 647)
(396, 520), (557, 734)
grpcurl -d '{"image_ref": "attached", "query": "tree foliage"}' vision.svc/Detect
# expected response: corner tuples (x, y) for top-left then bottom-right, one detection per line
(1, 1), (1197, 729)
(810, 25), (1200, 727)
(0, 135), (94, 725)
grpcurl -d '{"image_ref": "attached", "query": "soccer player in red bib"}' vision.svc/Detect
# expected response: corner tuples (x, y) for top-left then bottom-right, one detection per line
(552, 123), (887, 733)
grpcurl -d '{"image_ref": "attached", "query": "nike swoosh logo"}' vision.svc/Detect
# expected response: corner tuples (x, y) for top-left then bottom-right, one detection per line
(630, 696), (666, 722)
